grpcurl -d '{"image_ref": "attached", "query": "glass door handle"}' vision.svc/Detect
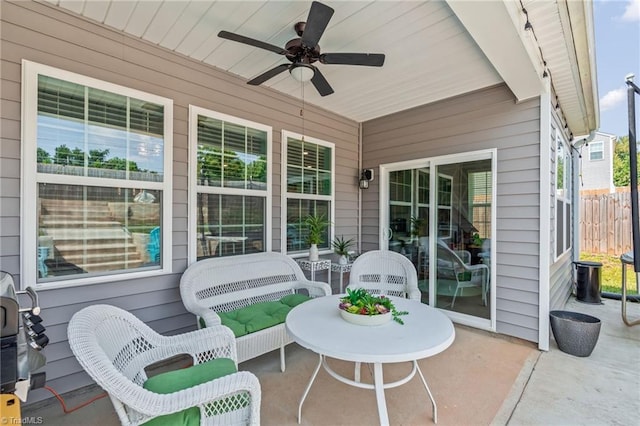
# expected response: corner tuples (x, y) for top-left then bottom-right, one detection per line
(382, 228), (393, 240)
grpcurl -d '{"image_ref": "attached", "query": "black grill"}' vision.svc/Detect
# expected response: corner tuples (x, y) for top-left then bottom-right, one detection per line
(0, 271), (47, 399)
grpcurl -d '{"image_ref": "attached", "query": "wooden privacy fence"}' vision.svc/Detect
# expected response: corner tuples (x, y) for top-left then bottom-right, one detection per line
(580, 190), (633, 254)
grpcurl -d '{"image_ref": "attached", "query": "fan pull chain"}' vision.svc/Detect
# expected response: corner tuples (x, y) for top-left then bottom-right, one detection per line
(300, 79), (305, 142)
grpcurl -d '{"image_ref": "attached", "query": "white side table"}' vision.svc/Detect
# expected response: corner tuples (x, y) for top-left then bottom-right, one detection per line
(330, 262), (352, 293)
(296, 259), (331, 286)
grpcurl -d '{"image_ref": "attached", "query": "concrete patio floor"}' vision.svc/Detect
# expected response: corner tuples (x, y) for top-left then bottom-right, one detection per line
(501, 296), (640, 426)
(21, 296), (639, 425)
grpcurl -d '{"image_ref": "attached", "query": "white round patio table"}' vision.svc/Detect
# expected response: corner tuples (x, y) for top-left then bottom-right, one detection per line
(286, 295), (455, 425)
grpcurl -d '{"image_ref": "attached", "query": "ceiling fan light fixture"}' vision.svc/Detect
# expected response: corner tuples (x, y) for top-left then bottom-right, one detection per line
(218, 1), (383, 96)
(290, 64), (314, 82)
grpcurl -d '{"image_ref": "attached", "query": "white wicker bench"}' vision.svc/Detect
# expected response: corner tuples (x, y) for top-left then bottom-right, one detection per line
(180, 252), (331, 372)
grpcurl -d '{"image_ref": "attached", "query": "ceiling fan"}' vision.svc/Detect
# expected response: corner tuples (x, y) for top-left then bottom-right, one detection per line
(218, 1), (385, 96)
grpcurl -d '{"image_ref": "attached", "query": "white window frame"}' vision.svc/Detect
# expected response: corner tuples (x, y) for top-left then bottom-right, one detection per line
(389, 169), (415, 238)
(436, 173), (453, 239)
(388, 169), (452, 239)
(554, 128), (572, 259)
(21, 60), (173, 289)
(589, 141), (604, 161)
(281, 130), (335, 257)
(187, 106), (272, 264)
(415, 169), (430, 238)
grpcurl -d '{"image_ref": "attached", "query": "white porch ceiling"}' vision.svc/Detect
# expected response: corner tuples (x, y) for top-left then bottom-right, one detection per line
(43, 0), (597, 133)
(522, 0), (599, 135)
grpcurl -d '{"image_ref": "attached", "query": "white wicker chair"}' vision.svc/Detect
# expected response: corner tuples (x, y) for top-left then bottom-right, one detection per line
(436, 244), (489, 307)
(418, 237), (472, 277)
(67, 304), (261, 426)
(345, 250), (421, 379)
(346, 250), (421, 300)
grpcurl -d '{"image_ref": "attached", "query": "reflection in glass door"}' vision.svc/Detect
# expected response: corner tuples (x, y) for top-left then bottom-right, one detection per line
(432, 160), (492, 321)
(388, 169), (427, 257)
(382, 154), (494, 324)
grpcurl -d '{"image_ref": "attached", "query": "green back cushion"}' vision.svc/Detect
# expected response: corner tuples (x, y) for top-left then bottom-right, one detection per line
(279, 293), (312, 308)
(142, 358), (236, 426)
(217, 294), (312, 338)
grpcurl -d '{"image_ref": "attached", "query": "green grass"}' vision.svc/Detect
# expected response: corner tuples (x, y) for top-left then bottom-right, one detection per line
(579, 252), (638, 294)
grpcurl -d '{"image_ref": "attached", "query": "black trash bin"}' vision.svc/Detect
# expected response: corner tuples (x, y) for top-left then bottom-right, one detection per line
(573, 261), (603, 304)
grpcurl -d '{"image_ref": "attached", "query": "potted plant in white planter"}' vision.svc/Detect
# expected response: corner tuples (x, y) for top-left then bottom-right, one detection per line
(305, 214), (328, 261)
(332, 235), (354, 265)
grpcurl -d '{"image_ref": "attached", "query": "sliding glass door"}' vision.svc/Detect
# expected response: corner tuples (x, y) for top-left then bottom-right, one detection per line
(380, 151), (495, 326)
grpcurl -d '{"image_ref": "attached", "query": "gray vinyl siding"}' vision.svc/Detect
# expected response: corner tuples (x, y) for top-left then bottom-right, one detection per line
(549, 256), (573, 310)
(361, 85), (542, 343)
(0, 0), (358, 403)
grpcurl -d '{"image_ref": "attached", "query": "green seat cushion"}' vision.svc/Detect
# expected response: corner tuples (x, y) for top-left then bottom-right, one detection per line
(217, 294), (312, 338)
(142, 358), (236, 426)
(457, 272), (472, 281)
(218, 301), (289, 337)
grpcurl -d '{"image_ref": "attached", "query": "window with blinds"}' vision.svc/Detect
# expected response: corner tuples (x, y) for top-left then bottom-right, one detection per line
(22, 61), (173, 287)
(190, 107), (271, 260)
(282, 131), (334, 254)
(469, 171), (492, 238)
(37, 75), (165, 180)
(589, 141), (604, 161)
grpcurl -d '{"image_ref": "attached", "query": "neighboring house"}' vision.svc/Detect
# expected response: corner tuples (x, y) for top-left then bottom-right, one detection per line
(0, 1), (598, 402)
(579, 131), (616, 193)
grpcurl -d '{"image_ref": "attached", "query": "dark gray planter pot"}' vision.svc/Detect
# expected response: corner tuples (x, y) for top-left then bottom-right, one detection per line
(549, 310), (601, 357)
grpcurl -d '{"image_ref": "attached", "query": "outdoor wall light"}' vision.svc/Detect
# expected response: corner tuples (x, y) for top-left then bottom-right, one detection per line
(359, 169), (374, 189)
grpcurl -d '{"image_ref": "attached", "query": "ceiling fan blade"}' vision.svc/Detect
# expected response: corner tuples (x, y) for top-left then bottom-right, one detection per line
(218, 30), (287, 55)
(320, 53), (385, 67)
(247, 64), (290, 85)
(310, 67), (334, 97)
(301, 1), (334, 48)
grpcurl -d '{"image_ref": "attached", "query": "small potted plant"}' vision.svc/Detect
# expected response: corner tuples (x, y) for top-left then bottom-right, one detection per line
(332, 235), (354, 265)
(338, 288), (409, 325)
(305, 213), (328, 261)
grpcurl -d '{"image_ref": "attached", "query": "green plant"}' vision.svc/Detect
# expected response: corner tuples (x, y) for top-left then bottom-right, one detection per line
(472, 233), (483, 246)
(332, 235), (354, 256)
(410, 216), (424, 238)
(613, 136), (640, 187)
(304, 214), (329, 245)
(338, 288), (409, 324)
